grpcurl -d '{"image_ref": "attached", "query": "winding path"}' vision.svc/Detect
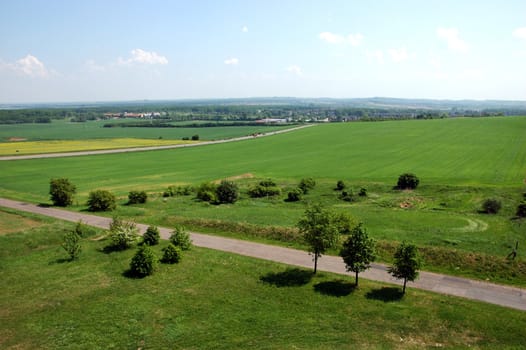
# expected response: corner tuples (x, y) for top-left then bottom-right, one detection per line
(1, 197), (525, 311)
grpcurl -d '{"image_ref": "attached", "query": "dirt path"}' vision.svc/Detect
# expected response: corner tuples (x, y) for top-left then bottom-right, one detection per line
(0, 124), (314, 161)
(1, 197), (525, 311)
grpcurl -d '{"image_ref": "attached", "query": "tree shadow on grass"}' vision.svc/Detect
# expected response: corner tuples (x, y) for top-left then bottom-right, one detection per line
(313, 280), (356, 297)
(365, 287), (404, 302)
(38, 203), (52, 208)
(122, 269), (146, 279)
(49, 257), (73, 264)
(260, 268), (313, 287)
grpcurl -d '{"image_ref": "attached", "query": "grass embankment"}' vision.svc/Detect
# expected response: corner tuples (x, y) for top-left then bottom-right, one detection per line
(1, 117), (525, 284)
(1, 210), (525, 349)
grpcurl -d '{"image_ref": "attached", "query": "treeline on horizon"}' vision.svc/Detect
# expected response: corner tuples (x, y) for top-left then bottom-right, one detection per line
(0, 101), (522, 125)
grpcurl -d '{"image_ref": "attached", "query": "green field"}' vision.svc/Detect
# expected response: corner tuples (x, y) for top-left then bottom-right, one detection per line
(1, 211), (525, 349)
(1, 117), (525, 284)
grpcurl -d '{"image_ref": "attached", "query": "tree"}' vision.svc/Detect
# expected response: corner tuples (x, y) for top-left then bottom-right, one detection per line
(482, 198), (501, 214)
(339, 224), (376, 286)
(297, 204), (340, 274)
(129, 245), (157, 277)
(169, 226), (192, 250)
(397, 173), (420, 190)
(388, 242), (421, 294)
(216, 180), (239, 204)
(62, 231), (81, 260)
(161, 243), (182, 264)
(87, 190), (116, 211)
(49, 178), (76, 207)
(128, 190), (147, 204)
(108, 220), (139, 250)
(143, 225), (160, 246)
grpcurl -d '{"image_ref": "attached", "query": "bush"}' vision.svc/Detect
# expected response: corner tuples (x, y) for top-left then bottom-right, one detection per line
(339, 190), (354, 202)
(482, 198), (502, 214)
(298, 178), (316, 194)
(191, 134), (199, 141)
(87, 190), (116, 211)
(164, 185), (194, 197)
(128, 190), (147, 204)
(196, 182), (218, 202)
(359, 188), (368, 197)
(129, 246), (157, 277)
(286, 188), (303, 202)
(143, 225), (160, 246)
(216, 180), (239, 204)
(49, 178), (76, 207)
(161, 243), (182, 264)
(170, 226), (192, 250)
(335, 180), (346, 191)
(516, 202), (526, 217)
(108, 220), (139, 250)
(397, 173), (420, 190)
(74, 220), (93, 237)
(62, 231), (81, 260)
(248, 185), (281, 198)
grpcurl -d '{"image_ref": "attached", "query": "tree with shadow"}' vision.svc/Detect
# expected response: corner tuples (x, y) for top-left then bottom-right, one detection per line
(339, 223), (376, 286)
(388, 242), (421, 294)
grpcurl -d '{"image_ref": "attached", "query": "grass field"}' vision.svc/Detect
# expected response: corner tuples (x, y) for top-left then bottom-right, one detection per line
(1, 211), (525, 349)
(0, 118), (292, 142)
(1, 117), (525, 284)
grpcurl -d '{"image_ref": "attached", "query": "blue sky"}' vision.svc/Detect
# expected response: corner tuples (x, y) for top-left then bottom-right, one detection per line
(1, 0), (525, 103)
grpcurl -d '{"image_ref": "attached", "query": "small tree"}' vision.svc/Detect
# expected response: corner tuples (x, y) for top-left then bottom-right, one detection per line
(128, 190), (147, 204)
(298, 178), (316, 194)
(129, 245), (157, 277)
(339, 224), (376, 286)
(216, 180), (239, 204)
(388, 242), (421, 294)
(482, 198), (501, 214)
(161, 243), (182, 264)
(49, 178), (76, 207)
(87, 190), (116, 211)
(397, 173), (420, 190)
(143, 225), (160, 246)
(170, 226), (192, 250)
(108, 220), (139, 250)
(62, 231), (81, 260)
(298, 204), (340, 274)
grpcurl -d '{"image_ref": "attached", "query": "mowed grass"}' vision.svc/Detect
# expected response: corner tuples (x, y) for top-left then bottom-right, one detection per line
(1, 213), (525, 349)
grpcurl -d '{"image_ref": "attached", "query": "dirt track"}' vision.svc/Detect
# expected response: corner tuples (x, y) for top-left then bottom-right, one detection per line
(1, 197), (525, 311)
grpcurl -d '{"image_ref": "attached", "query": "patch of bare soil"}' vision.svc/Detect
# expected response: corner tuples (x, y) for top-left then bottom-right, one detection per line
(7, 137), (27, 142)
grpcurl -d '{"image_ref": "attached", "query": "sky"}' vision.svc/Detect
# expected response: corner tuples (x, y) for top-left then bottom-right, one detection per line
(0, 0), (525, 103)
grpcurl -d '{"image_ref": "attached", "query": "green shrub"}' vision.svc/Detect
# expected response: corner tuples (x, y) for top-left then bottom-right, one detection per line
(143, 225), (160, 246)
(161, 243), (182, 264)
(248, 184), (281, 198)
(197, 182), (218, 202)
(516, 202), (526, 217)
(298, 178), (316, 194)
(128, 190), (147, 204)
(87, 190), (116, 211)
(339, 190), (354, 202)
(62, 231), (81, 260)
(49, 178), (76, 207)
(74, 220), (94, 237)
(216, 180), (239, 204)
(259, 178), (277, 187)
(397, 173), (420, 190)
(359, 188), (368, 197)
(191, 134), (199, 141)
(286, 188), (303, 202)
(482, 198), (501, 214)
(164, 185), (194, 197)
(335, 180), (346, 191)
(129, 246), (157, 277)
(169, 226), (192, 250)
(108, 220), (139, 250)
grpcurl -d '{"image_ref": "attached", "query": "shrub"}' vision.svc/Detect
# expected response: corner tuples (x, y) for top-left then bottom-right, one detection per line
(74, 220), (93, 237)
(87, 190), (116, 211)
(164, 185), (194, 197)
(128, 190), (147, 204)
(248, 185), (281, 198)
(129, 246), (157, 277)
(191, 134), (199, 141)
(359, 188), (368, 197)
(482, 198), (502, 214)
(143, 225), (160, 246)
(335, 180), (346, 191)
(339, 190), (354, 202)
(62, 231), (81, 260)
(49, 178), (76, 207)
(216, 180), (239, 204)
(169, 226), (192, 250)
(298, 178), (316, 194)
(516, 202), (526, 217)
(108, 220), (139, 250)
(161, 243), (182, 264)
(397, 173), (420, 190)
(197, 182), (218, 202)
(260, 178), (277, 187)
(286, 188), (303, 202)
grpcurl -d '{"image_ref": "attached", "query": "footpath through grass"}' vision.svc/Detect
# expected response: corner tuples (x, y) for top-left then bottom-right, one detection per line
(1, 211), (525, 349)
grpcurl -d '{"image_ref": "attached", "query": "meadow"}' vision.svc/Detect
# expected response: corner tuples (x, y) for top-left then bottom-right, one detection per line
(1, 210), (525, 349)
(1, 117), (525, 284)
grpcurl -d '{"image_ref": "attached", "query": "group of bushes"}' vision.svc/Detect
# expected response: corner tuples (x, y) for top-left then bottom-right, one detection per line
(196, 181), (239, 204)
(335, 180), (368, 202)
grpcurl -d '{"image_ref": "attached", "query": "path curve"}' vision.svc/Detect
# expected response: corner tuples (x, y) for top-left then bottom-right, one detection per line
(0, 124), (314, 161)
(1, 197), (525, 311)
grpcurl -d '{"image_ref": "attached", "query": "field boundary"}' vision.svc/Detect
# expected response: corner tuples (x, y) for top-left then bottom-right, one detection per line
(1, 197), (525, 311)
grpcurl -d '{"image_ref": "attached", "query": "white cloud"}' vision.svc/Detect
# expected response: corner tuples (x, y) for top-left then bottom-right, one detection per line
(286, 65), (302, 76)
(388, 48), (412, 62)
(242, 26), (248, 33)
(513, 27), (526, 40)
(366, 49), (384, 64)
(0, 54), (49, 77)
(118, 49), (168, 65)
(429, 56), (442, 70)
(319, 31), (363, 46)
(436, 27), (468, 53)
(224, 57), (239, 65)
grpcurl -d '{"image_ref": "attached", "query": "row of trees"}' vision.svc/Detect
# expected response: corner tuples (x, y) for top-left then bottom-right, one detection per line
(298, 204), (421, 294)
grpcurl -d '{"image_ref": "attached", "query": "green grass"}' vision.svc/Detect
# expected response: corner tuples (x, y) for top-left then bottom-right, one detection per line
(0, 118), (292, 142)
(1, 213), (525, 349)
